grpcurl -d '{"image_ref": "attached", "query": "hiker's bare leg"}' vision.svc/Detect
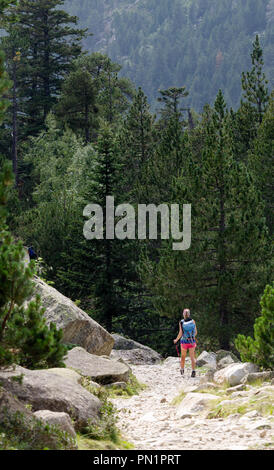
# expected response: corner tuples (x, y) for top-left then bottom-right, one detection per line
(180, 347), (187, 369)
(189, 347), (196, 370)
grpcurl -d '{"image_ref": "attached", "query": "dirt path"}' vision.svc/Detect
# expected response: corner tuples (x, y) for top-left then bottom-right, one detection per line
(111, 358), (273, 450)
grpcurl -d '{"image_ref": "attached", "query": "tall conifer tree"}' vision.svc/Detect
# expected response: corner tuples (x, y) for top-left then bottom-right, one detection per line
(5, 0), (88, 136)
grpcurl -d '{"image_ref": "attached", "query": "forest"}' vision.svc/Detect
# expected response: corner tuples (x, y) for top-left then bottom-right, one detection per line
(0, 0), (273, 365)
(64, 0), (274, 111)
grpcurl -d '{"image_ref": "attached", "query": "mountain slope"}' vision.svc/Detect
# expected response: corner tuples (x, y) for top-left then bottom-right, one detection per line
(65, 0), (274, 111)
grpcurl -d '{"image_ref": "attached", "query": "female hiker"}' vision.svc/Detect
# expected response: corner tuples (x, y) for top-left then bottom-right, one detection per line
(173, 308), (197, 377)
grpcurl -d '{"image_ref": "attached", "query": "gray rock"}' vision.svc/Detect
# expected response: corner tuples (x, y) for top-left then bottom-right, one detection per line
(27, 277), (114, 356)
(64, 347), (131, 385)
(110, 347), (162, 365)
(216, 350), (240, 363)
(194, 382), (219, 392)
(247, 420), (272, 431)
(112, 334), (147, 350)
(214, 362), (259, 387)
(217, 356), (235, 369)
(34, 410), (77, 438)
(226, 384), (247, 394)
(0, 388), (76, 449)
(200, 369), (216, 383)
(176, 392), (220, 419)
(111, 334), (162, 364)
(0, 365), (101, 431)
(241, 371), (274, 385)
(105, 382), (128, 390)
(45, 368), (82, 385)
(196, 351), (217, 369)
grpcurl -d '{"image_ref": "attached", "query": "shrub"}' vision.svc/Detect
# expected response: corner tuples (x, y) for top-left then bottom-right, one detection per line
(235, 283), (274, 369)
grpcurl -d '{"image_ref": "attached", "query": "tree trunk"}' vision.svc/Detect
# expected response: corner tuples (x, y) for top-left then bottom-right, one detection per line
(11, 47), (18, 187)
(218, 177), (230, 349)
(85, 99), (90, 144)
(43, 13), (50, 120)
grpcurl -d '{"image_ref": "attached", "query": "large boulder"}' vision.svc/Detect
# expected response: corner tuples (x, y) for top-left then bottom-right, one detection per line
(110, 334), (162, 365)
(0, 365), (101, 431)
(0, 388), (76, 449)
(214, 362), (260, 387)
(176, 392), (220, 419)
(27, 277), (114, 356)
(64, 347), (131, 385)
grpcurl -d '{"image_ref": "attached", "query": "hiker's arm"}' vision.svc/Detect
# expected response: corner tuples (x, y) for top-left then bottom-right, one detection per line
(194, 321), (197, 338)
(173, 322), (183, 343)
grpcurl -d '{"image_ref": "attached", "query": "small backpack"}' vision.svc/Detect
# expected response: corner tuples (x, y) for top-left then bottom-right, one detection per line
(28, 247), (37, 260)
(181, 319), (196, 343)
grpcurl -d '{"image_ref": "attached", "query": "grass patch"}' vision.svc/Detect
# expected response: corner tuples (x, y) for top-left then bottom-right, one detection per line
(78, 397), (134, 451)
(106, 373), (147, 398)
(207, 393), (274, 419)
(171, 391), (187, 406)
(78, 374), (141, 450)
(80, 372), (146, 399)
(77, 434), (134, 450)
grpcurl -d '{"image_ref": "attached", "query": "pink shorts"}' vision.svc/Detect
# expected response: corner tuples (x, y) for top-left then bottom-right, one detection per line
(181, 343), (196, 350)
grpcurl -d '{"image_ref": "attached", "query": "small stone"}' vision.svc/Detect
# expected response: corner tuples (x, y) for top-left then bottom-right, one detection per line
(260, 430), (267, 438)
(245, 410), (259, 419)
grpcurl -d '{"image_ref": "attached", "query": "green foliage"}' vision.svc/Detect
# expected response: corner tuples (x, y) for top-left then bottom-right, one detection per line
(0, 408), (76, 450)
(1, 0), (88, 137)
(0, 49), (12, 125)
(81, 382), (120, 444)
(235, 283), (274, 369)
(248, 92), (274, 235)
(0, 161), (67, 369)
(139, 90), (270, 350)
(16, 114), (95, 273)
(9, 296), (68, 369)
(54, 67), (97, 143)
(241, 35), (269, 123)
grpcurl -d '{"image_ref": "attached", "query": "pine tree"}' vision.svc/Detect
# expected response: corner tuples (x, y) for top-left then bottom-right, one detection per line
(242, 35), (269, 124)
(157, 86), (189, 123)
(88, 125), (123, 332)
(248, 91), (274, 235)
(235, 282), (274, 369)
(118, 87), (155, 199)
(74, 53), (135, 127)
(139, 86), (189, 205)
(5, 0), (88, 137)
(233, 36), (270, 161)
(54, 67), (97, 144)
(10, 296), (66, 369)
(0, 28), (29, 186)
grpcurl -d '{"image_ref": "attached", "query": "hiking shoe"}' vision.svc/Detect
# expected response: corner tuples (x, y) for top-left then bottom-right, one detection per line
(180, 368), (184, 376)
(191, 370), (196, 378)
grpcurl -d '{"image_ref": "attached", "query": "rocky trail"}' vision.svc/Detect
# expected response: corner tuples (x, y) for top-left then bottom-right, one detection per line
(111, 358), (274, 451)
